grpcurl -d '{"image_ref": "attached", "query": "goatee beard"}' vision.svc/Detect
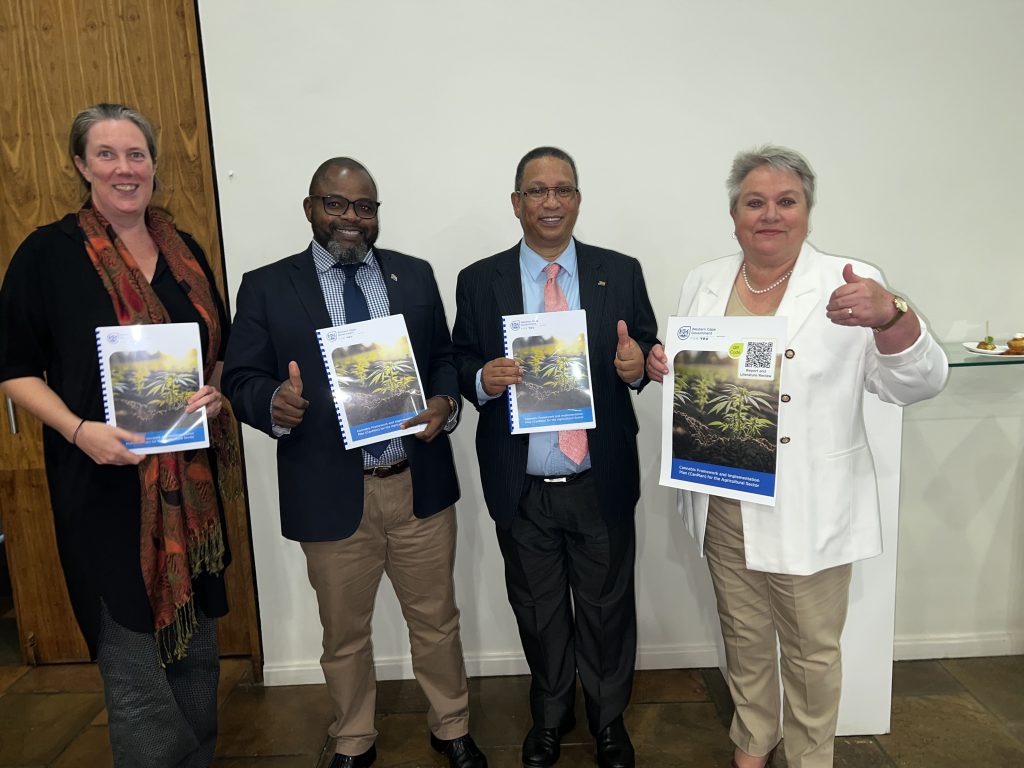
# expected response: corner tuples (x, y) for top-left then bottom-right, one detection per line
(327, 239), (368, 265)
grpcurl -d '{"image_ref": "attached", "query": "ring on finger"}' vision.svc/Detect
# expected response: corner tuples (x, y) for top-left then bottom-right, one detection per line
(847, 307), (854, 316)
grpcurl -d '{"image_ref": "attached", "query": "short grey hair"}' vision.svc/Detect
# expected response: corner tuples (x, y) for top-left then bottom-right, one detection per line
(69, 103), (158, 190)
(727, 145), (816, 213)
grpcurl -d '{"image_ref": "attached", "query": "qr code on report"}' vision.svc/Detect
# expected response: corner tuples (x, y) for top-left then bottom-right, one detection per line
(739, 340), (775, 380)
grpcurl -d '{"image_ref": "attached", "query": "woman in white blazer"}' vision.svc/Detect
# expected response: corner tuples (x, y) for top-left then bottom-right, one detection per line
(647, 146), (947, 768)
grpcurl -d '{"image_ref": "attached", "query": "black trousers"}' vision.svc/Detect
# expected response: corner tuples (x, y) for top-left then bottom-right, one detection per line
(496, 472), (637, 735)
(97, 601), (219, 768)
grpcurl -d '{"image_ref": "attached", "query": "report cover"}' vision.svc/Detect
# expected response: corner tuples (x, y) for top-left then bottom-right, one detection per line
(96, 322), (209, 454)
(316, 314), (428, 450)
(502, 309), (596, 435)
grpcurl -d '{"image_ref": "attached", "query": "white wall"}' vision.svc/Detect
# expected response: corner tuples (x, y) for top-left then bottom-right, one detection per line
(196, 0), (1024, 693)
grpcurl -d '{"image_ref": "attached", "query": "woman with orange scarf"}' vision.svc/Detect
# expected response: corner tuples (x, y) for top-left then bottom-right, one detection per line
(0, 103), (232, 767)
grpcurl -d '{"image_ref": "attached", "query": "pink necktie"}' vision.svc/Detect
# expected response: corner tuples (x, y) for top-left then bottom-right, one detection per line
(544, 263), (588, 465)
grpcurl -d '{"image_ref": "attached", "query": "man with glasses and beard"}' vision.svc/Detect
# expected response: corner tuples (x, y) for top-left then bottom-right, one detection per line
(224, 158), (486, 768)
(452, 147), (659, 768)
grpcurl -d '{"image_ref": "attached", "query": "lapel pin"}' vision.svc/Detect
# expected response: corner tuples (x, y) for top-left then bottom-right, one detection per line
(598, 280), (606, 287)
(390, 273), (398, 281)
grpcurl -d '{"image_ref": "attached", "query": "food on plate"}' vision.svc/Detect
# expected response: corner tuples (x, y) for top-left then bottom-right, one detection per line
(976, 336), (997, 351)
(1007, 333), (1024, 354)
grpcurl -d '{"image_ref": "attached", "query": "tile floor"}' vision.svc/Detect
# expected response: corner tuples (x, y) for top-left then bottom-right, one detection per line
(0, 620), (1021, 767)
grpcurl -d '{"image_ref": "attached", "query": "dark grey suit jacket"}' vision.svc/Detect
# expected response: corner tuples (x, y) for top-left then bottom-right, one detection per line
(223, 246), (460, 542)
(451, 240), (659, 529)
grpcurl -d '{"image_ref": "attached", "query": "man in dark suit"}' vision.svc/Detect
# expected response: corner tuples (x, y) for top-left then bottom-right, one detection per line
(223, 158), (486, 768)
(451, 147), (659, 768)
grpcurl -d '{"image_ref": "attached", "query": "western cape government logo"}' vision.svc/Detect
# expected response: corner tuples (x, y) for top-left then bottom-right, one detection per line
(326, 331), (337, 342)
(677, 326), (691, 340)
(510, 321), (521, 332)
(106, 332), (120, 344)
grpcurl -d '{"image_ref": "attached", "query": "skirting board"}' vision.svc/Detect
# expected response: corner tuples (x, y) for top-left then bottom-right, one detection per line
(262, 642), (721, 687)
(893, 630), (1024, 660)
(262, 633), (1024, 686)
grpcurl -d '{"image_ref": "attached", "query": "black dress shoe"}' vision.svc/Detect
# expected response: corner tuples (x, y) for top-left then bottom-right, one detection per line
(595, 717), (634, 768)
(329, 744), (377, 768)
(430, 732), (488, 768)
(522, 717), (575, 767)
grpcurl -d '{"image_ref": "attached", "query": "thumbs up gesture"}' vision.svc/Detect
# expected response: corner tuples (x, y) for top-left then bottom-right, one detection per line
(272, 360), (309, 429)
(613, 320), (644, 383)
(826, 263), (895, 328)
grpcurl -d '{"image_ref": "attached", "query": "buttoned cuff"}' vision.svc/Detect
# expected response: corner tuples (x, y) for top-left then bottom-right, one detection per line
(475, 369), (502, 405)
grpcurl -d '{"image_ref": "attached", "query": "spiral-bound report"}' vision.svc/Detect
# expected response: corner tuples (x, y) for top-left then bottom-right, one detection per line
(316, 314), (428, 450)
(502, 309), (596, 435)
(95, 322), (209, 454)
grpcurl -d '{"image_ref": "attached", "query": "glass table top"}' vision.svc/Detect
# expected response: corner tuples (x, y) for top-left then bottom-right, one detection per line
(943, 341), (1024, 368)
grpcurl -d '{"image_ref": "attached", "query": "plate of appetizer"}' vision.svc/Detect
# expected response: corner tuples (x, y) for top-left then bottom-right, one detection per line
(963, 341), (1008, 356)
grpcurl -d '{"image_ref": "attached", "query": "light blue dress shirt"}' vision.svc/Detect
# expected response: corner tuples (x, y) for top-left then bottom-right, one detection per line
(476, 239), (591, 476)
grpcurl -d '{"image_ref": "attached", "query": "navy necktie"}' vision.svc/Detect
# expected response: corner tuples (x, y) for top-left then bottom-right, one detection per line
(337, 262), (389, 458)
(338, 263), (371, 323)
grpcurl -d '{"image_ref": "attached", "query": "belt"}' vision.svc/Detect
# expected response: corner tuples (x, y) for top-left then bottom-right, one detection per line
(363, 459), (409, 478)
(530, 469), (591, 484)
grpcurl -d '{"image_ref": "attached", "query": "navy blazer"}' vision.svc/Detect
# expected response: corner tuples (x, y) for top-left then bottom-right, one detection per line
(223, 246), (461, 542)
(451, 240), (660, 529)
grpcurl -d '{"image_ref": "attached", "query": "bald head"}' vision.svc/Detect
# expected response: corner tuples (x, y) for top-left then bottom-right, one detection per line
(309, 157), (377, 198)
(304, 156), (380, 262)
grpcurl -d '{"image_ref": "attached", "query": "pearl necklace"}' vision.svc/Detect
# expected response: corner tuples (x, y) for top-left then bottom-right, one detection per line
(742, 262), (793, 295)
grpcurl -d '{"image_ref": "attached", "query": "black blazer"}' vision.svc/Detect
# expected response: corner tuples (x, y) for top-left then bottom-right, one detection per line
(223, 246), (460, 542)
(451, 240), (659, 529)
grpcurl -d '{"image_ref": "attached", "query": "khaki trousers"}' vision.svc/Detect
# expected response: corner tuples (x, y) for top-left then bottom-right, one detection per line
(705, 497), (852, 768)
(301, 471), (470, 755)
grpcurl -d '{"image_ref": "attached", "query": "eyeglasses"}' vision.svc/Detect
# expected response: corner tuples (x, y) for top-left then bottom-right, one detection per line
(515, 186), (580, 202)
(308, 195), (380, 219)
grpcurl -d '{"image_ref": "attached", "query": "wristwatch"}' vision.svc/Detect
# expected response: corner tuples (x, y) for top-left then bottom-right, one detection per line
(873, 295), (908, 333)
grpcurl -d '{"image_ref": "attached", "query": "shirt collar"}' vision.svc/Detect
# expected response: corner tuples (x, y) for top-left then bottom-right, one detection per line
(519, 238), (577, 282)
(311, 240), (377, 274)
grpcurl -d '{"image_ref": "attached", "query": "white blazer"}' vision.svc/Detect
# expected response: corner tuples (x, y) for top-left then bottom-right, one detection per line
(676, 243), (948, 575)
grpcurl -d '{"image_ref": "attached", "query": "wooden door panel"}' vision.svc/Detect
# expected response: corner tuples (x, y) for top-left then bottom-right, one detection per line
(0, 468), (88, 662)
(0, 0), (260, 667)
(0, 402), (45, 473)
(214, 403), (260, 658)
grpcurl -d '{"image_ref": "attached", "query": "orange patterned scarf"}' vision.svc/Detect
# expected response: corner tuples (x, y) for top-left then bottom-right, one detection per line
(79, 205), (226, 663)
